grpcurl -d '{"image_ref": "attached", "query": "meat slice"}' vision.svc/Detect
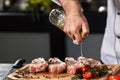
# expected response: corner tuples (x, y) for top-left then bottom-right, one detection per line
(48, 57), (66, 74)
(77, 56), (90, 65)
(65, 57), (77, 74)
(87, 58), (102, 68)
(66, 62), (85, 74)
(29, 57), (48, 73)
(65, 57), (84, 74)
(65, 57), (77, 65)
(78, 56), (102, 68)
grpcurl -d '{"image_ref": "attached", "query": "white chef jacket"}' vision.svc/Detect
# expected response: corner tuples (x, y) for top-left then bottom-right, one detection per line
(51, 0), (120, 64)
(101, 0), (120, 64)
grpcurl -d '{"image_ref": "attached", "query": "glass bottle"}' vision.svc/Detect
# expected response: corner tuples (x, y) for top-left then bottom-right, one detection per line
(49, 9), (65, 30)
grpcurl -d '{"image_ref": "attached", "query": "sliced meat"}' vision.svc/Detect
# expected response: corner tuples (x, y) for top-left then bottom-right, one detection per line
(65, 57), (84, 74)
(29, 57), (48, 73)
(48, 57), (66, 74)
(66, 62), (84, 74)
(48, 57), (62, 64)
(65, 57), (77, 65)
(77, 56), (90, 65)
(87, 58), (102, 68)
(66, 64), (77, 74)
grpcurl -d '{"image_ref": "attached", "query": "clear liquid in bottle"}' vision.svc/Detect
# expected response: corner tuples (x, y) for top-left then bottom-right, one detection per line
(49, 9), (65, 30)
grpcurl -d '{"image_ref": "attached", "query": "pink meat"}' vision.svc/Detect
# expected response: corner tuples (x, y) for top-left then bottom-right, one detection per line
(66, 64), (77, 74)
(77, 56), (90, 65)
(29, 57), (48, 73)
(87, 58), (102, 68)
(65, 57), (84, 74)
(65, 57), (77, 65)
(48, 57), (66, 74)
(66, 62), (85, 74)
(78, 56), (102, 68)
(48, 62), (66, 73)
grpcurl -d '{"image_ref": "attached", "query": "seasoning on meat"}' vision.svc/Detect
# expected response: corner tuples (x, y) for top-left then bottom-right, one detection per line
(48, 57), (66, 74)
(29, 57), (48, 73)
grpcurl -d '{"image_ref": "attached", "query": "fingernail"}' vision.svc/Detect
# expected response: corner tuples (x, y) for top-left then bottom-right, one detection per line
(73, 40), (79, 45)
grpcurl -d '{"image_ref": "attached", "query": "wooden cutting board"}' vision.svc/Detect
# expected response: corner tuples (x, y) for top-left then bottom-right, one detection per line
(7, 64), (120, 80)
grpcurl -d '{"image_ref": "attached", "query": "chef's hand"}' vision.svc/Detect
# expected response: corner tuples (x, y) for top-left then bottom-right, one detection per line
(59, 0), (89, 44)
(64, 10), (89, 44)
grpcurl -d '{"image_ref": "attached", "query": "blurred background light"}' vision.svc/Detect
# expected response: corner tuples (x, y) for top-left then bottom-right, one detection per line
(98, 6), (107, 12)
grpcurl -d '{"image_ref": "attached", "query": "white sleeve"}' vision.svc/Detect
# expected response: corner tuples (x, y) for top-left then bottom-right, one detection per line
(51, 0), (61, 6)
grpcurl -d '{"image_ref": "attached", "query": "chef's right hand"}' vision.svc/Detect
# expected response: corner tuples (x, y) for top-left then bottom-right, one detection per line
(59, 0), (89, 44)
(63, 10), (89, 44)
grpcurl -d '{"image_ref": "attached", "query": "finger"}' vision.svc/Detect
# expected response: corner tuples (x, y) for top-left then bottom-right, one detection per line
(81, 19), (89, 39)
(73, 32), (83, 44)
(67, 32), (75, 40)
(73, 39), (79, 45)
(63, 26), (75, 40)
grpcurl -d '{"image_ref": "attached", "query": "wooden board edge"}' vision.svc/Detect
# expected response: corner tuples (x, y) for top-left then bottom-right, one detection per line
(7, 64), (120, 80)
